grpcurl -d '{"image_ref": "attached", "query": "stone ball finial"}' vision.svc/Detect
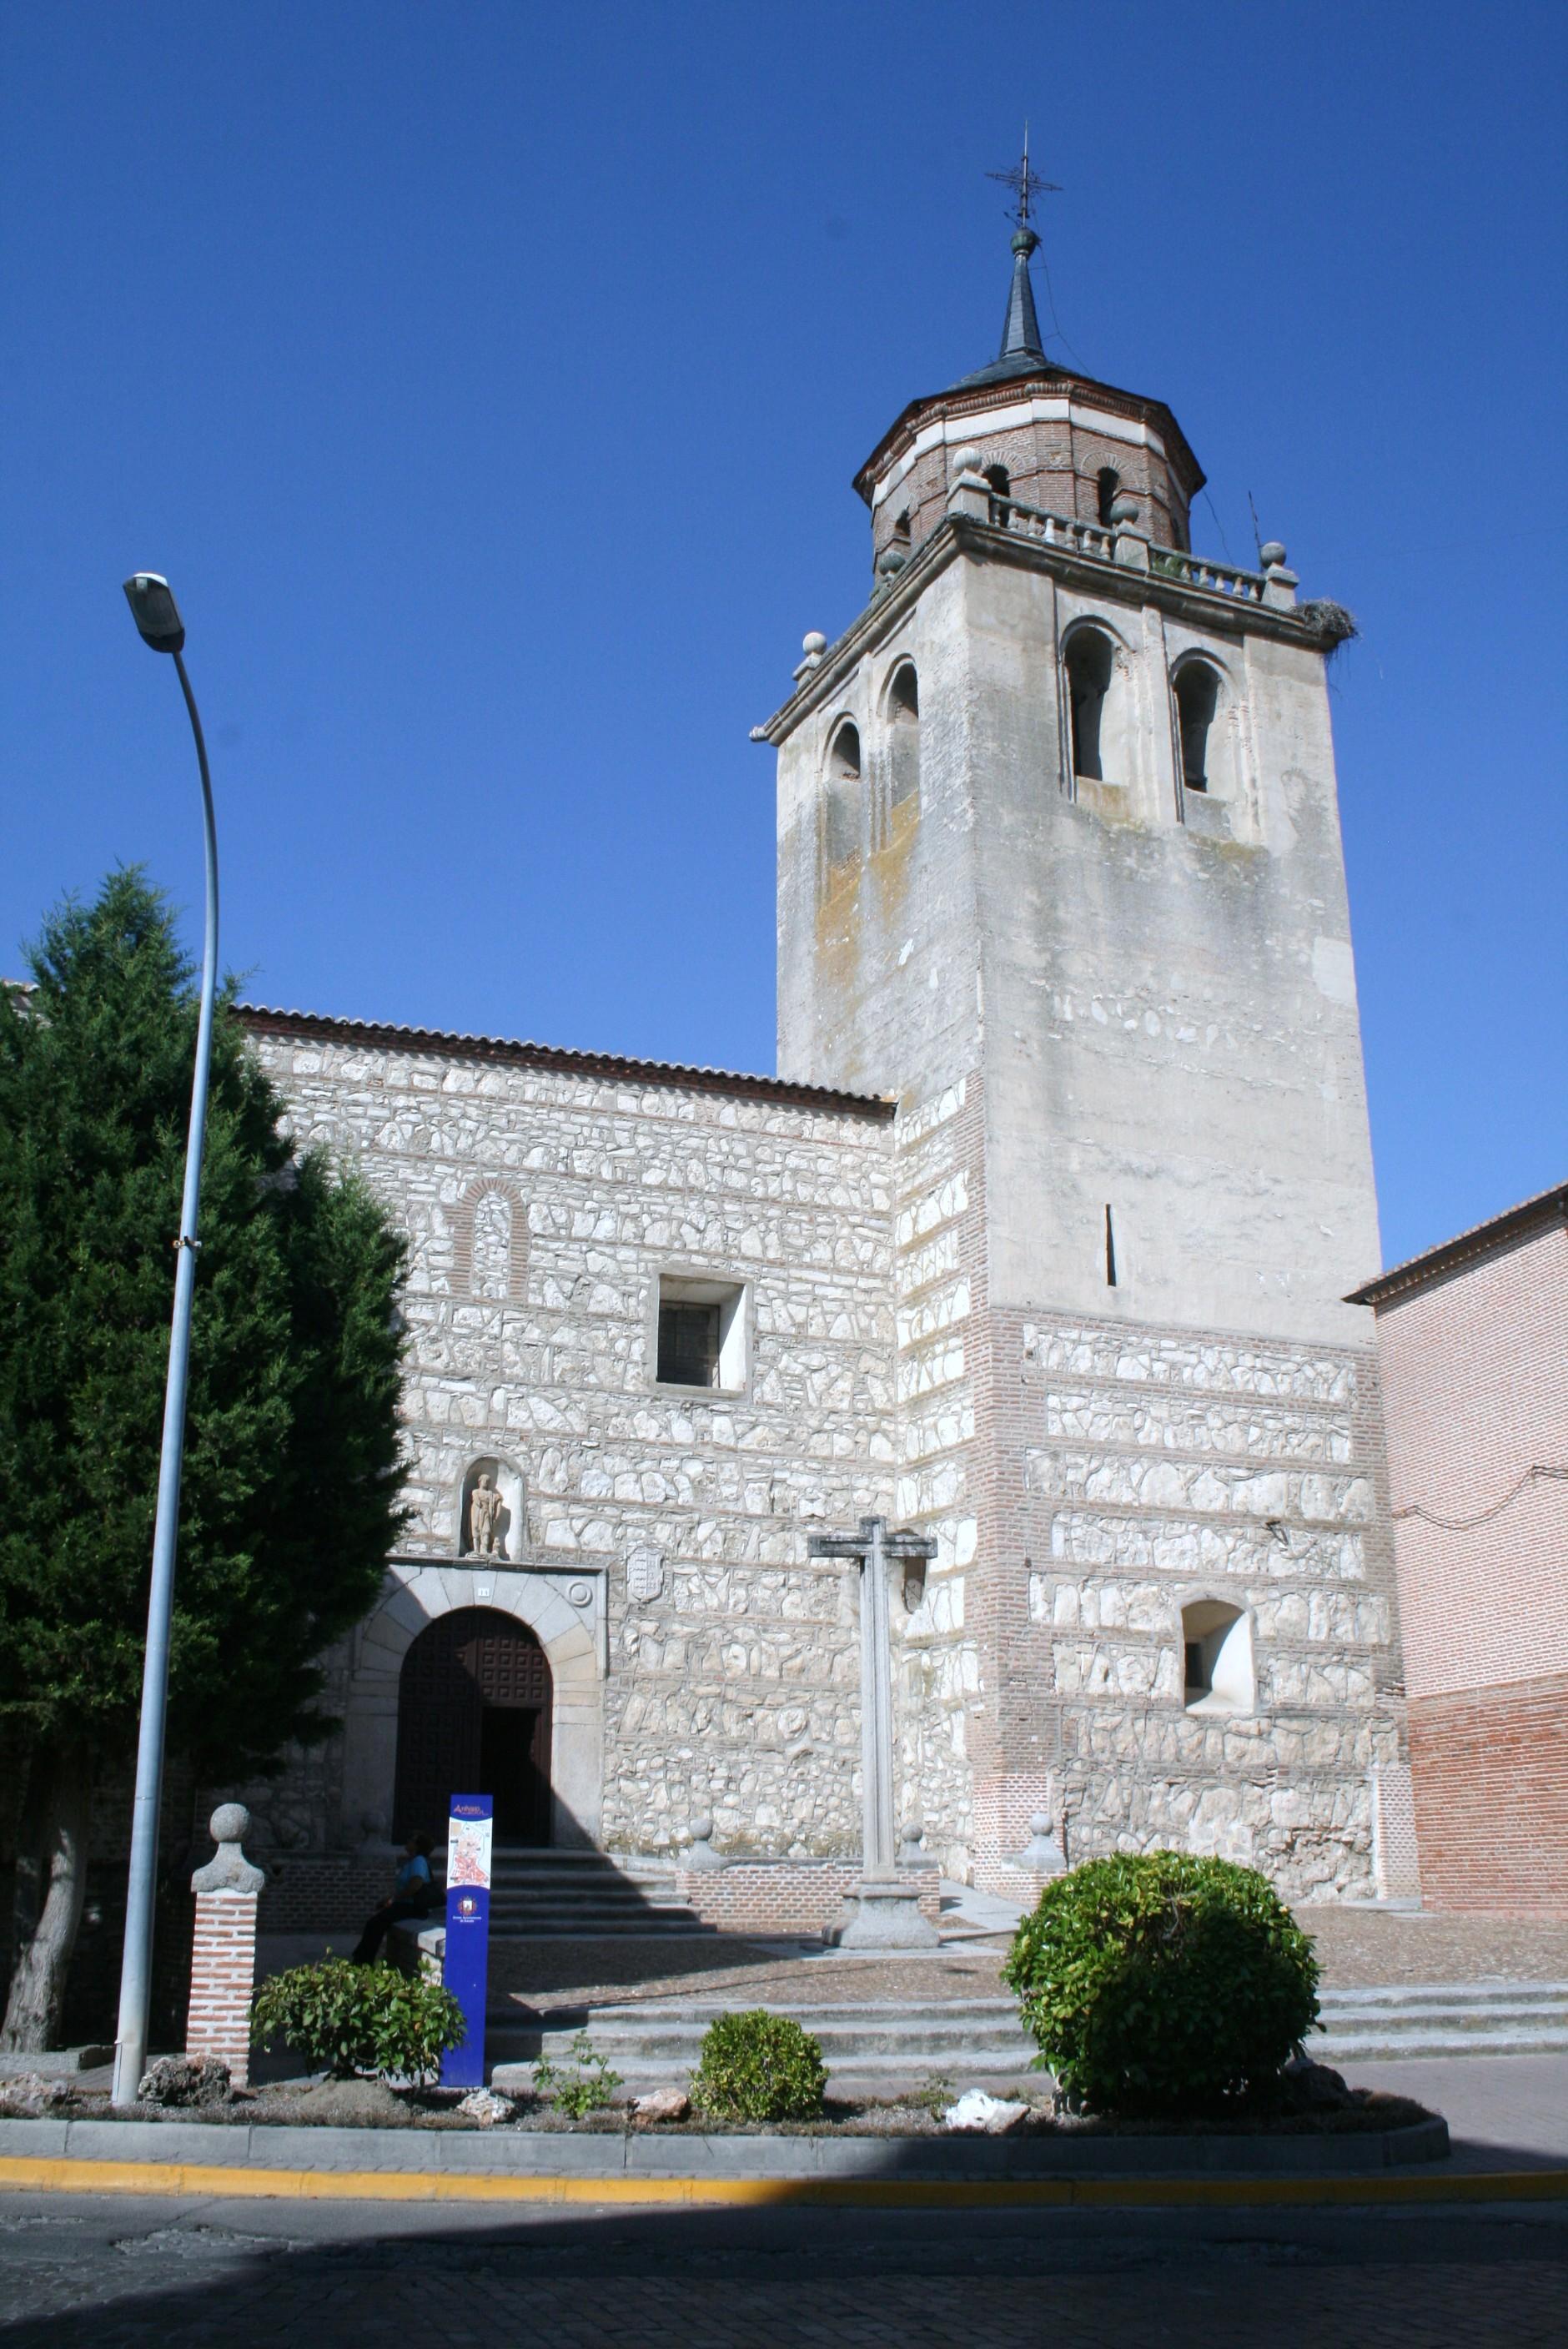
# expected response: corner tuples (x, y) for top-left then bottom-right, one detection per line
(683, 1811), (726, 1870)
(952, 445), (983, 479)
(802, 631), (827, 657)
(877, 546), (907, 578)
(193, 1802), (265, 1897)
(1259, 541), (1288, 571)
(1029, 1813), (1053, 1841)
(1107, 495), (1140, 529)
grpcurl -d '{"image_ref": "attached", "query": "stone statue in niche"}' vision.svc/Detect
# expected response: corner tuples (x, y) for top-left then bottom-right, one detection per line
(466, 1474), (505, 1558)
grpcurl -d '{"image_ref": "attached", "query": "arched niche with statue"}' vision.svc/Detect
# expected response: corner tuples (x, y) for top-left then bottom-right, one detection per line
(458, 1454), (526, 1562)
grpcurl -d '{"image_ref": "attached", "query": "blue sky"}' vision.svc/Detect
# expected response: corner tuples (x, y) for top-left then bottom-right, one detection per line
(3, 1), (1563, 1270)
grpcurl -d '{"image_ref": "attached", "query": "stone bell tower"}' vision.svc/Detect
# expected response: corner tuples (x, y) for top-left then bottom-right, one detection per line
(755, 189), (1415, 1905)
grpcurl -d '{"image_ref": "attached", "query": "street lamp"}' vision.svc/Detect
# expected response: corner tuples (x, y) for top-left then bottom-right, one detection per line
(111, 575), (221, 2106)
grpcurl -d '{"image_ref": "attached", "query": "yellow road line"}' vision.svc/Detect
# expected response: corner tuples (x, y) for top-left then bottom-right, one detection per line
(1, 2156), (1565, 2209)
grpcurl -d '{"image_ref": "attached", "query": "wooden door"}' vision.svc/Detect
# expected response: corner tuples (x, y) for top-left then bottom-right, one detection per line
(394, 1607), (552, 1845)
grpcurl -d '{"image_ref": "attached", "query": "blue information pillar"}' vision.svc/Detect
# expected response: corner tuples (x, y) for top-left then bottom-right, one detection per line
(440, 1793), (492, 2088)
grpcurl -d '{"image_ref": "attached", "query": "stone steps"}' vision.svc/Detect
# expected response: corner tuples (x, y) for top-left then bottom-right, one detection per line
(443, 1847), (716, 1940)
(488, 1998), (1035, 2088)
(484, 1981), (1568, 2089)
(1312, 1980), (1568, 2061)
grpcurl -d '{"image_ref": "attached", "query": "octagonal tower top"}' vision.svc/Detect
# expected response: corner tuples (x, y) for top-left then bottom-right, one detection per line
(855, 214), (1206, 574)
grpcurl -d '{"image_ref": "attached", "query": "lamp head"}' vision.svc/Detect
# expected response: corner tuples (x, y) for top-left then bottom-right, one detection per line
(123, 573), (185, 655)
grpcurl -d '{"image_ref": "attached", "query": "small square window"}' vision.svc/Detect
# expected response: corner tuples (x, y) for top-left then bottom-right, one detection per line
(655, 1275), (746, 1392)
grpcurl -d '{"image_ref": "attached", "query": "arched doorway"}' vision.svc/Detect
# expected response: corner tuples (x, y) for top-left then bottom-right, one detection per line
(394, 1607), (553, 1844)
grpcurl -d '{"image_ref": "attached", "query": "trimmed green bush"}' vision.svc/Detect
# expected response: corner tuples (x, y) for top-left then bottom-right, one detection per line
(250, 1959), (465, 2084)
(689, 2008), (827, 2123)
(1003, 1852), (1319, 2117)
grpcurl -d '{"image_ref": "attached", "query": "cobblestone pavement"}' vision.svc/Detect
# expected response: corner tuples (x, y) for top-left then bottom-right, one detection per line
(1, 2191), (1565, 2346)
(474, 1908), (1568, 2015)
(1297, 1909), (1568, 1989)
(260, 1911), (1568, 2020)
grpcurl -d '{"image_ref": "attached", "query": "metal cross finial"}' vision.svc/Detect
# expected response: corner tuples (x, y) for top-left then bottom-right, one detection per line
(986, 123), (1062, 232)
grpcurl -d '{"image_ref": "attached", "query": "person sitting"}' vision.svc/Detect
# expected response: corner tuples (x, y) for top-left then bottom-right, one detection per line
(351, 1831), (438, 1963)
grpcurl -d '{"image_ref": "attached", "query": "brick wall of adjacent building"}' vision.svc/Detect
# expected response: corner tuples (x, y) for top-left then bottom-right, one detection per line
(1367, 1202), (1568, 1913)
(1407, 1675), (1568, 1913)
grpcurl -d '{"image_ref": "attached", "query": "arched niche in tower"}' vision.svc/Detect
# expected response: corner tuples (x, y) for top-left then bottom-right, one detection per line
(822, 717), (862, 872)
(1181, 1598), (1254, 1716)
(883, 660), (920, 812)
(983, 463), (1012, 526)
(1171, 653), (1239, 804)
(1062, 622), (1135, 789)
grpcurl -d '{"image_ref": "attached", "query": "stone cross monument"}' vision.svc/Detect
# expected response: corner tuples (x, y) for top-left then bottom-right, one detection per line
(808, 1516), (940, 1948)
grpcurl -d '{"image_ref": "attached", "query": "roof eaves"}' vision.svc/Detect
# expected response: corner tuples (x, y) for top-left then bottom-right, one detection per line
(238, 1005), (898, 1121)
(1345, 1180), (1568, 1307)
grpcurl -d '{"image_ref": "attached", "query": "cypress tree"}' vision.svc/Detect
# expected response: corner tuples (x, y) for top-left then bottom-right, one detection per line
(0, 871), (407, 2048)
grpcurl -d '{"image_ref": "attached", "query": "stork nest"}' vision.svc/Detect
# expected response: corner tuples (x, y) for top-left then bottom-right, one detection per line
(1297, 598), (1359, 649)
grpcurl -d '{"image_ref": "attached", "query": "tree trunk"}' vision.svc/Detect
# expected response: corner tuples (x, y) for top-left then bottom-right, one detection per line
(0, 1741), (91, 2052)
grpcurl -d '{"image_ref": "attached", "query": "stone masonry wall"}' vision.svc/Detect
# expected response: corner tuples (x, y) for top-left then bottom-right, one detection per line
(993, 1310), (1404, 1903)
(246, 1021), (899, 1864)
(889, 1074), (988, 1874)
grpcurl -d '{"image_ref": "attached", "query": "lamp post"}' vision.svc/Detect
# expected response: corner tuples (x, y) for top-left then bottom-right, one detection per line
(111, 575), (221, 2106)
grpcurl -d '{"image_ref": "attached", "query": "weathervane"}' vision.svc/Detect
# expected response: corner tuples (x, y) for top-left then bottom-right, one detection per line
(986, 123), (1061, 242)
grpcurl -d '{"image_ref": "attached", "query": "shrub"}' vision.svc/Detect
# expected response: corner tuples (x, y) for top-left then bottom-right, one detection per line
(1003, 1852), (1319, 2118)
(533, 2032), (622, 2119)
(250, 1959), (465, 2084)
(690, 2009), (827, 2124)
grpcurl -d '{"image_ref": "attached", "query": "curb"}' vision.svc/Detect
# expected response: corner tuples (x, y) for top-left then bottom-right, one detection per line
(1, 2153), (1566, 2210)
(0, 2111), (1451, 2180)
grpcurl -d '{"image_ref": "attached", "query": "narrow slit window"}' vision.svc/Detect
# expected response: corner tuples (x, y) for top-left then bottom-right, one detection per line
(1104, 1205), (1118, 1287)
(1096, 466), (1122, 527)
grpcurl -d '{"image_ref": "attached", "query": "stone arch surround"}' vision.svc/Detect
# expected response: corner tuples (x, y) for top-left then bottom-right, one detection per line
(450, 1174), (528, 1301)
(342, 1560), (605, 1849)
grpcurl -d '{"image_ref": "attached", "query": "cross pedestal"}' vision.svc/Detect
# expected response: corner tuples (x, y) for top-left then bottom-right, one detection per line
(807, 1516), (940, 1950)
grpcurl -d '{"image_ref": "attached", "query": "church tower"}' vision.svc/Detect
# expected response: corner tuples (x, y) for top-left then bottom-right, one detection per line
(757, 184), (1413, 1902)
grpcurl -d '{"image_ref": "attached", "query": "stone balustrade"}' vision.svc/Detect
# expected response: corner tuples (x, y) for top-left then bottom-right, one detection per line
(1148, 544), (1268, 601)
(985, 492), (1274, 606)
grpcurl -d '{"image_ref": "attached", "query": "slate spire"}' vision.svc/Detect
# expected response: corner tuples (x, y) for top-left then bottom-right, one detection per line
(999, 226), (1046, 362)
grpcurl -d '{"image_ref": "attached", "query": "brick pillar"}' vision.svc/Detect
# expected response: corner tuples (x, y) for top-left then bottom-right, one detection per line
(186, 1803), (265, 2086)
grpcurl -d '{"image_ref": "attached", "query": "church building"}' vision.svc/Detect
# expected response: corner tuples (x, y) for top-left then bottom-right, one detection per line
(238, 205), (1416, 1919)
